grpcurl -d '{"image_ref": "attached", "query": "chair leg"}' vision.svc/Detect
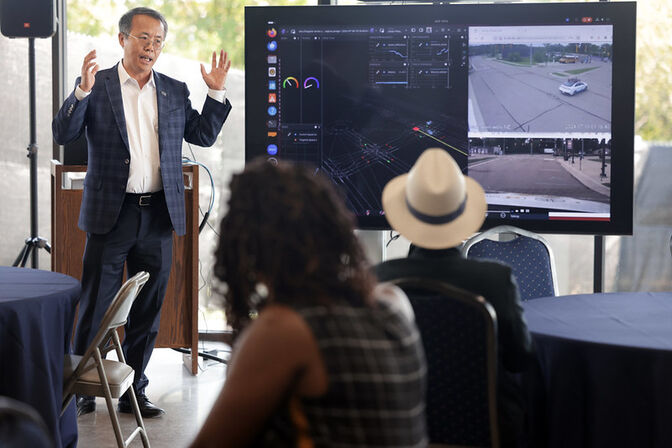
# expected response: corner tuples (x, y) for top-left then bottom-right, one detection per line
(112, 332), (149, 447)
(127, 387), (151, 448)
(61, 393), (75, 417)
(98, 333), (151, 447)
(112, 331), (151, 446)
(95, 350), (127, 448)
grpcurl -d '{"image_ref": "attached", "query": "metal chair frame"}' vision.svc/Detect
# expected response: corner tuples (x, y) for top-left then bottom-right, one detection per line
(461, 225), (559, 297)
(389, 277), (500, 448)
(61, 271), (151, 448)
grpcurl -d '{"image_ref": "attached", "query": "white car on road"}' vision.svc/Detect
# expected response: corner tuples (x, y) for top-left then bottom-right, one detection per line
(559, 78), (588, 96)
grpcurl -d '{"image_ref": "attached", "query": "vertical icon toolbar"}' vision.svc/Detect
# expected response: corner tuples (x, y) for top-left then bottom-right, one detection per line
(266, 25), (279, 160)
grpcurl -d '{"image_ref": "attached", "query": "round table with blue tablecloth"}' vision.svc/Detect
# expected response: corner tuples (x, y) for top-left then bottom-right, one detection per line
(523, 292), (672, 448)
(0, 267), (80, 448)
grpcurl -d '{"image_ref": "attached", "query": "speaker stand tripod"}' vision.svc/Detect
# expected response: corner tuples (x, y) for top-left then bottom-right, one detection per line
(13, 38), (51, 268)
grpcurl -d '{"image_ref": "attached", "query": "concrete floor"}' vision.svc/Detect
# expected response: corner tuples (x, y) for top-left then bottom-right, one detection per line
(75, 346), (229, 448)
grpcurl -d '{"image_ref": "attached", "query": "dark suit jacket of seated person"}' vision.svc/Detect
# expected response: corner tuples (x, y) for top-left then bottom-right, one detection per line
(374, 148), (533, 447)
(52, 6), (232, 414)
(190, 159), (428, 448)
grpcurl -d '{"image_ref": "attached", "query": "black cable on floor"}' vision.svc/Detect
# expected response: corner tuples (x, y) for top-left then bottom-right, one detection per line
(171, 347), (228, 364)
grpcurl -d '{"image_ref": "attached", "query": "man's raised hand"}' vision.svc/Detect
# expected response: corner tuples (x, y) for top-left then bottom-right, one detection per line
(200, 50), (231, 91)
(79, 50), (99, 93)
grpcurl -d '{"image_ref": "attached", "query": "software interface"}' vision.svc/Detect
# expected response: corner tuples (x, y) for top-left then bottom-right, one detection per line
(259, 16), (614, 224)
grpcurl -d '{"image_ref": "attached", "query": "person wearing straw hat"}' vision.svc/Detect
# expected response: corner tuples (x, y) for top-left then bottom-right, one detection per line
(375, 147), (533, 448)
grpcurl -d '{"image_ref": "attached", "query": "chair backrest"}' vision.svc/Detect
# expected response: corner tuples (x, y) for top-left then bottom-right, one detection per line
(389, 277), (499, 448)
(66, 272), (149, 387)
(461, 225), (558, 301)
(105, 271), (150, 329)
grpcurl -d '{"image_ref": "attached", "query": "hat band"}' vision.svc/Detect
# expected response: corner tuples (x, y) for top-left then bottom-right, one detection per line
(405, 195), (467, 225)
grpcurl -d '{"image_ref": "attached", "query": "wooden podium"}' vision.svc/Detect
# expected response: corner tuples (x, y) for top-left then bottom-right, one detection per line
(51, 160), (200, 374)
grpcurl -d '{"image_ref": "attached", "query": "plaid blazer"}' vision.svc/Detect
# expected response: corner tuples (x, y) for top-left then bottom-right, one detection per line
(290, 298), (428, 447)
(52, 64), (231, 236)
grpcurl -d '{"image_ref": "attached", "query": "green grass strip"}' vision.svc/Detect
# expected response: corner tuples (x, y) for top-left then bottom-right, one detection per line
(563, 66), (600, 75)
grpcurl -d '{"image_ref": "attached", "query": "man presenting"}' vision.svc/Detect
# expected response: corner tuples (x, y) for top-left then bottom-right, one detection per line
(53, 7), (232, 418)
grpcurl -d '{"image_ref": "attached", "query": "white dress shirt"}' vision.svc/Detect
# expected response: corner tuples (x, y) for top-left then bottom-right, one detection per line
(117, 61), (162, 193)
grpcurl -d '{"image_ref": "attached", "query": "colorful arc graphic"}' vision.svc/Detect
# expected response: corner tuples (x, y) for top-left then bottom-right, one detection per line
(303, 77), (320, 89)
(283, 77), (299, 88)
(412, 126), (468, 157)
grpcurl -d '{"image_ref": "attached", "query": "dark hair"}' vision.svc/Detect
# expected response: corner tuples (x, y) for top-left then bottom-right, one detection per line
(119, 7), (168, 37)
(215, 159), (376, 333)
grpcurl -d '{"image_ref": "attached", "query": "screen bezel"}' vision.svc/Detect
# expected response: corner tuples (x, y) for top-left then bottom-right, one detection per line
(245, 2), (636, 235)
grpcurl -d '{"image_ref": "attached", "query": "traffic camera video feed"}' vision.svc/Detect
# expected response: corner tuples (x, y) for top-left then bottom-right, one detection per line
(468, 137), (611, 221)
(467, 24), (614, 221)
(468, 25), (613, 136)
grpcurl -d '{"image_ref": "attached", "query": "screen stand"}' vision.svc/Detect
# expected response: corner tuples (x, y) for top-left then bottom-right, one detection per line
(356, 230), (386, 265)
(593, 235), (604, 292)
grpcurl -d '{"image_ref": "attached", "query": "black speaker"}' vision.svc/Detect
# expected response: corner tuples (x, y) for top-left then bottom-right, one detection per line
(1, 0), (57, 38)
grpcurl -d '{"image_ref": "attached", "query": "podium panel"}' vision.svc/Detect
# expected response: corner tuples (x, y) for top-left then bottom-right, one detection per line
(51, 160), (199, 374)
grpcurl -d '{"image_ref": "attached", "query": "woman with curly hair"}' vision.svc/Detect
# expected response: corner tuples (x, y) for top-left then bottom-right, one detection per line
(190, 159), (427, 448)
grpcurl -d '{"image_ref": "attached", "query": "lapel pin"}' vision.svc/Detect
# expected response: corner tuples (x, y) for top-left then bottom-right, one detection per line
(161, 91), (167, 96)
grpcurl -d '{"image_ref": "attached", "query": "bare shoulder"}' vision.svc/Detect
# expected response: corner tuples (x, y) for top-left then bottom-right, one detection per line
(229, 303), (327, 397)
(250, 304), (315, 341)
(189, 304), (324, 448)
(234, 304), (315, 361)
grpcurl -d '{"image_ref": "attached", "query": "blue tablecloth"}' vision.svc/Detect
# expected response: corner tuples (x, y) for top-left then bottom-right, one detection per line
(0, 267), (80, 448)
(523, 292), (672, 448)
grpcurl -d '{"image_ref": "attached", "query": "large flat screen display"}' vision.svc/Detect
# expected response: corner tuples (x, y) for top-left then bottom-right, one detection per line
(245, 2), (636, 234)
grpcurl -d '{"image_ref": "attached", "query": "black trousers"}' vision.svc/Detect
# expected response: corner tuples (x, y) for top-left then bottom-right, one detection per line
(73, 191), (173, 396)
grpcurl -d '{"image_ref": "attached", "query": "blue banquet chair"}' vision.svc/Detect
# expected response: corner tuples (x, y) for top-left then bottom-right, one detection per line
(462, 225), (558, 301)
(390, 277), (500, 448)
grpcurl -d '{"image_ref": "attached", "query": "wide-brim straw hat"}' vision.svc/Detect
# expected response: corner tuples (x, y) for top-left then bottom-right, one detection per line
(382, 148), (487, 249)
